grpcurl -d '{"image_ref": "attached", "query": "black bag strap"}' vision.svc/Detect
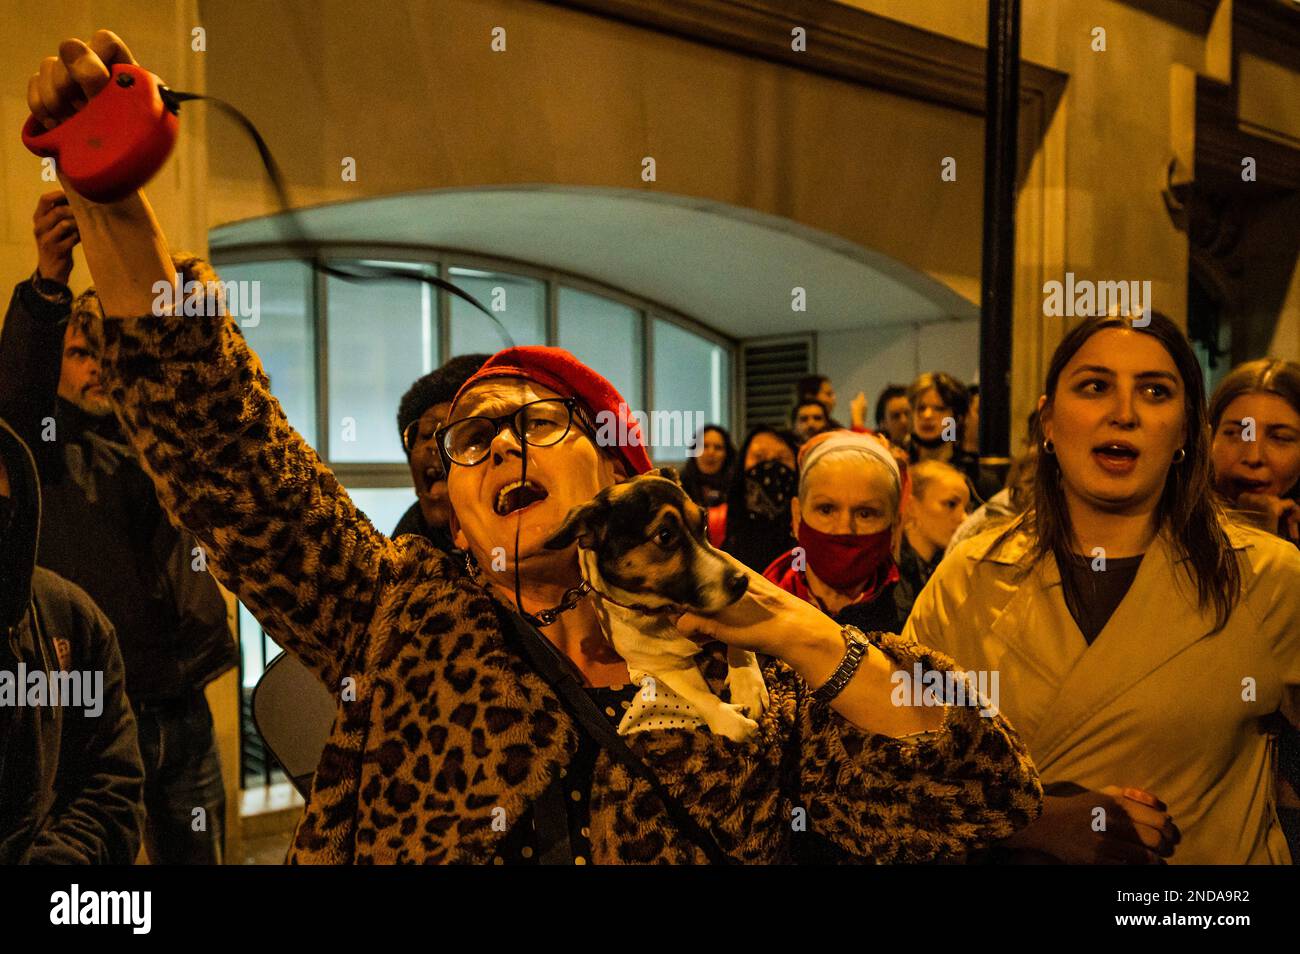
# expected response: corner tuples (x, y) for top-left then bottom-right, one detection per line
(503, 610), (733, 865)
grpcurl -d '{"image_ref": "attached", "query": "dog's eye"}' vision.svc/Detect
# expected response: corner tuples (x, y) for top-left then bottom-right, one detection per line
(654, 526), (678, 547)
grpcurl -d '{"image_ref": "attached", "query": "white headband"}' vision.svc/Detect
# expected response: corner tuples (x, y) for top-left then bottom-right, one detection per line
(798, 431), (901, 498)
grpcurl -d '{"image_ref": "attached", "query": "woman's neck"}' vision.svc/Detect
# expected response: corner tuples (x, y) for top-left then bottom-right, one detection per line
(1061, 490), (1160, 558)
(913, 439), (953, 463)
(804, 565), (863, 615)
(485, 567), (630, 687)
(904, 526), (939, 564)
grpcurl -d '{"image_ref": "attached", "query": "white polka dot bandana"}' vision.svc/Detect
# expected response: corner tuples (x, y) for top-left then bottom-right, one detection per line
(616, 668), (710, 735)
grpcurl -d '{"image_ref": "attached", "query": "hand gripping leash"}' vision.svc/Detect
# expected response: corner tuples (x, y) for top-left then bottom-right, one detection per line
(21, 63), (514, 346)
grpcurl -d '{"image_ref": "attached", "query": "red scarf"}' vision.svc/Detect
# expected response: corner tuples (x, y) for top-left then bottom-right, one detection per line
(762, 545), (899, 613)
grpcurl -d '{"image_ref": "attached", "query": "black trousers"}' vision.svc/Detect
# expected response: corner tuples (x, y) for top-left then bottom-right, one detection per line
(133, 691), (227, 865)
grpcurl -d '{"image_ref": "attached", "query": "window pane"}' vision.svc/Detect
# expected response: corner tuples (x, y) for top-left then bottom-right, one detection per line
(238, 604), (267, 689)
(557, 287), (642, 408)
(448, 268), (544, 357)
(327, 263), (438, 462)
(219, 261), (316, 446)
(652, 319), (731, 461)
(347, 487), (419, 539)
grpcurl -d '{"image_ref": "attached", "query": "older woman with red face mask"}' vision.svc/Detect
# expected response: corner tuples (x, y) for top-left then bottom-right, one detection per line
(31, 29), (1045, 866)
(764, 431), (905, 634)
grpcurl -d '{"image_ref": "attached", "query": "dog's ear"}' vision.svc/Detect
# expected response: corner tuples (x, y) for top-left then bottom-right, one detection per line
(544, 497), (608, 550)
(652, 466), (681, 486)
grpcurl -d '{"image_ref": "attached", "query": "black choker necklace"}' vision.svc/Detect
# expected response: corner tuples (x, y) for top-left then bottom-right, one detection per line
(910, 432), (948, 450)
(525, 581), (593, 627)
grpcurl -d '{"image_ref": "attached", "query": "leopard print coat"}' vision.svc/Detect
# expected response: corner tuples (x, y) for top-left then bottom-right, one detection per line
(92, 262), (1041, 864)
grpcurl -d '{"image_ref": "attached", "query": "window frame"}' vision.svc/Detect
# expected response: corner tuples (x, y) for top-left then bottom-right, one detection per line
(211, 242), (740, 484)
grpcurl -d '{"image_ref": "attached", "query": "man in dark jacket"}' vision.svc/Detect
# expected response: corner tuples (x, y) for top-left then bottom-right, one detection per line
(0, 417), (144, 864)
(0, 193), (237, 863)
(392, 352), (490, 548)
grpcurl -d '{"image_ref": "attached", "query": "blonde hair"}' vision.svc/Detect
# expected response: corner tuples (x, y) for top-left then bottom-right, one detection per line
(907, 459), (965, 500)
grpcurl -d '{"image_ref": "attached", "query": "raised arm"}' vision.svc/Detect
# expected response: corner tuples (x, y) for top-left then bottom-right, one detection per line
(0, 190), (81, 476)
(30, 32), (398, 687)
(0, 276), (68, 477)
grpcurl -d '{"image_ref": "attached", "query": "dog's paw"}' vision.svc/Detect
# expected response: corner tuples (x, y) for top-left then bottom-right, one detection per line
(725, 666), (770, 719)
(707, 702), (760, 743)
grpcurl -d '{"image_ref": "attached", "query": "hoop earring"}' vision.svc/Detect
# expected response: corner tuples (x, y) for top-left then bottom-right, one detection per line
(1042, 439), (1055, 455)
(1172, 447), (1186, 463)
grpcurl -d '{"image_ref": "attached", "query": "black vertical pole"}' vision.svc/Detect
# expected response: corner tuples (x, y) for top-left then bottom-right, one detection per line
(979, 0), (1020, 487)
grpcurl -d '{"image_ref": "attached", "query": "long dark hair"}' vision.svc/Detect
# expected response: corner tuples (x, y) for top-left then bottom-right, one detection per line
(997, 313), (1241, 632)
(1209, 358), (1300, 502)
(680, 424), (735, 504)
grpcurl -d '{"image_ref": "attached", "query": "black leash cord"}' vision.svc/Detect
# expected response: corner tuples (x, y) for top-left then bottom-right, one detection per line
(161, 88), (515, 349)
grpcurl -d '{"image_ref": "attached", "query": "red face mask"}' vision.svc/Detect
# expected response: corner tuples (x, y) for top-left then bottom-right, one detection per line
(796, 520), (897, 593)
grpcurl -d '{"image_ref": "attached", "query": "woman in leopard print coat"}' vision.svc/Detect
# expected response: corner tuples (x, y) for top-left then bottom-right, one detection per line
(43, 30), (1043, 867)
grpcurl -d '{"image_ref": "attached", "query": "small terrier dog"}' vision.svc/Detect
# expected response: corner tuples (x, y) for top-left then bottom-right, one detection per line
(545, 468), (769, 742)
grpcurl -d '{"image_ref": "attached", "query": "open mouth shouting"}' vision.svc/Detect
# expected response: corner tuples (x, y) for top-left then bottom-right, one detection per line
(420, 465), (444, 496)
(1230, 476), (1275, 497)
(494, 478), (550, 516)
(1092, 440), (1140, 475)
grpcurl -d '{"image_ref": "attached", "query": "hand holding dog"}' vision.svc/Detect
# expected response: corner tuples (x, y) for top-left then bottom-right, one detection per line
(674, 553), (840, 657)
(676, 551), (945, 738)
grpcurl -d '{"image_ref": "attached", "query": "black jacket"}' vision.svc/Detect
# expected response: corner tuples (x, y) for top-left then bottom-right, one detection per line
(893, 536), (945, 628)
(0, 418), (145, 863)
(0, 278), (236, 702)
(391, 502), (457, 555)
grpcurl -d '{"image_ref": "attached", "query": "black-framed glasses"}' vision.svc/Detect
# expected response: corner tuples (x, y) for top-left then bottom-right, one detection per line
(437, 397), (585, 467)
(401, 415), (445, 456)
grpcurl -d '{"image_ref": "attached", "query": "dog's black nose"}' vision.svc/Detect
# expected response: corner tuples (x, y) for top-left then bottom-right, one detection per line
(725, 570), (748, 600)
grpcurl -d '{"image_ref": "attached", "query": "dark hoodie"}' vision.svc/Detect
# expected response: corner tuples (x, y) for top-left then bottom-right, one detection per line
(0, 418), (144, 864)
(0, 275), (236, 703)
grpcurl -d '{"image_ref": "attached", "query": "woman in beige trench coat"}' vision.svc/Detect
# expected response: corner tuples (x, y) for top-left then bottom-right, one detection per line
(904, 313), (1300, 865)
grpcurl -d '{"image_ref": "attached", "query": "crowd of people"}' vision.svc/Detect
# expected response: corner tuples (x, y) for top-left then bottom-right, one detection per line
(679, 331), (1300, 864)
(3, 30), (1299, 867)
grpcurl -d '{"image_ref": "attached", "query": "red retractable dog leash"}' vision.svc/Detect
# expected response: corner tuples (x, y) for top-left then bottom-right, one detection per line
(22, 64), (178, 203)
(20, 63), (508, 339)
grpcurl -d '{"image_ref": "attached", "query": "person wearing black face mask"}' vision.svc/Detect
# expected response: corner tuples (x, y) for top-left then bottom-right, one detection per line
(763, 431), (904, 634)
(715, 426), (800, 573)
(0, 418), (145, 864)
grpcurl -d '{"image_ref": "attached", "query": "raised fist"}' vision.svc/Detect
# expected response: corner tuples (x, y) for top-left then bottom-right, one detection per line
(27, 29), (138, 131)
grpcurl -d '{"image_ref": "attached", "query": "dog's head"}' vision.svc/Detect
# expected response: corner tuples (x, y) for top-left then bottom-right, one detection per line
(544, 466), (748, 613)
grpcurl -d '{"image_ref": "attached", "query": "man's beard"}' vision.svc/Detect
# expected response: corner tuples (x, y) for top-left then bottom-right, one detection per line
(74, 392), (114, 418)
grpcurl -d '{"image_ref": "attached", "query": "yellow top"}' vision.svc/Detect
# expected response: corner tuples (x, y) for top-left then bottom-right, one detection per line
(903, 518), (1300, 864)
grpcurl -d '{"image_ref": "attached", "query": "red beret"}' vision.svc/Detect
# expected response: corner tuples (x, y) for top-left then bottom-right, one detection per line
(451, 346), (654, 476)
